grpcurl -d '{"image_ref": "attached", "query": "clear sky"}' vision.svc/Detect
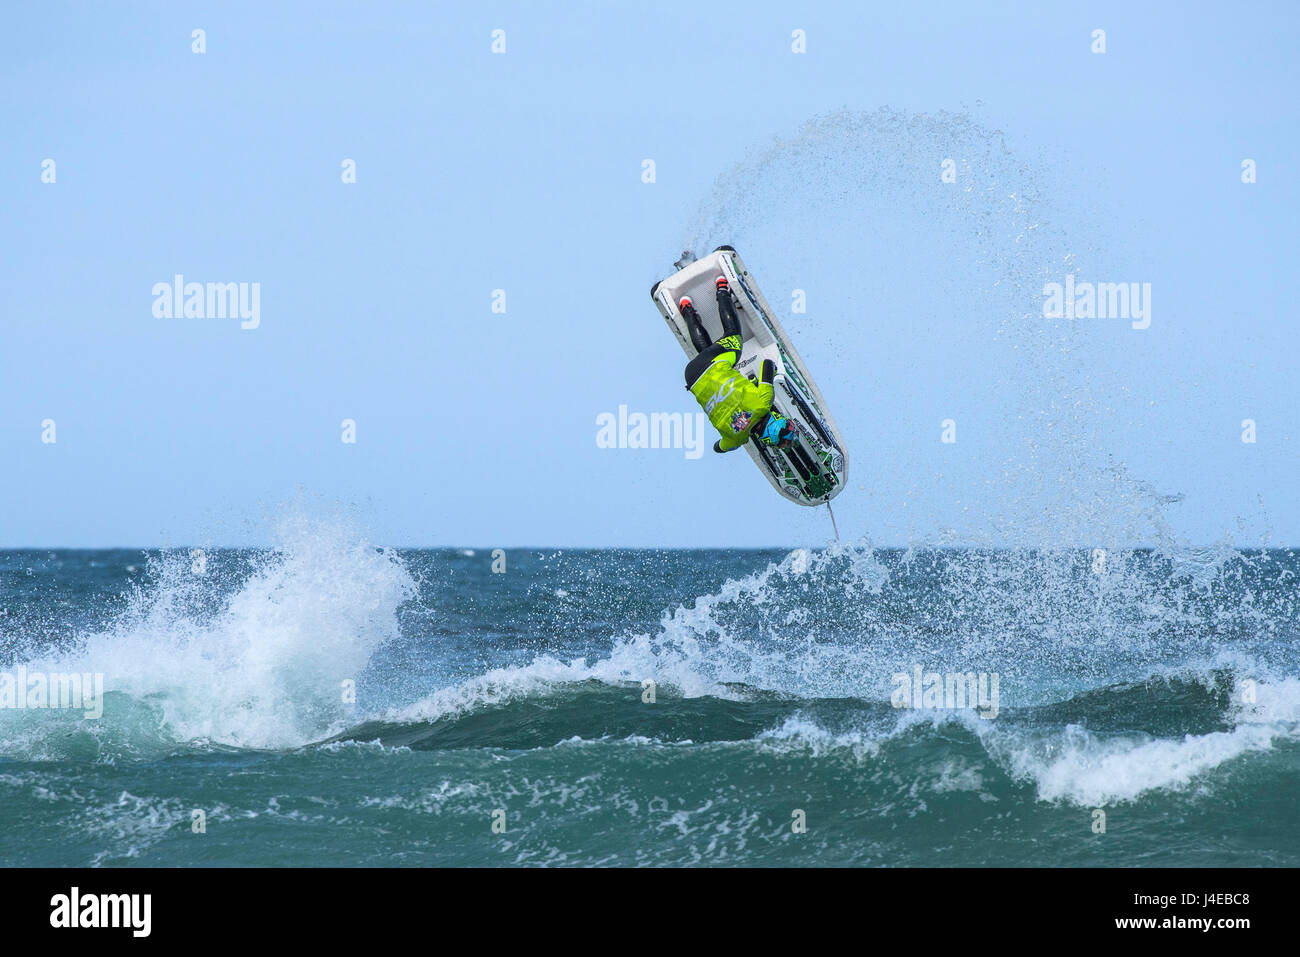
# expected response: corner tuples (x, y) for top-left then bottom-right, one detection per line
(3, 1), (1296, 548)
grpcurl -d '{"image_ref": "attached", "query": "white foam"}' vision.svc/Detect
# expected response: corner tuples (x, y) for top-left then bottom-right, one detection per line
(988, 722), (1280, 806)
(754, 714), (881, 762)
(979, 676), (1300, 805)
(15, 515), (415, 750)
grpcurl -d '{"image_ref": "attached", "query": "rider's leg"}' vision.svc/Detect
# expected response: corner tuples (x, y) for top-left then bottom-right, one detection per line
(716, 277), (741, 341)
(679, 297), (712, 353)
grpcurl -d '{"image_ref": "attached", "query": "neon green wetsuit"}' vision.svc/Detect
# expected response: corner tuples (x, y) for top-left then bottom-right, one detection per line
(686, 335), (774, 452)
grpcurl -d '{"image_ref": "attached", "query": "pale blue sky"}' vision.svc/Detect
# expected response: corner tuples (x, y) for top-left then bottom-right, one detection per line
(3, 1), (1296, 547)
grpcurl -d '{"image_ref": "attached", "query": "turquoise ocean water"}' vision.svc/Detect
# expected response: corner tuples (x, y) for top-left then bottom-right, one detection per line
(1, 539), (1296, 866)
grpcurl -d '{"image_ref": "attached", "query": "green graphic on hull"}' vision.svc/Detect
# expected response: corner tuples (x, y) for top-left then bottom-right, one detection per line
(804, 473), (835, 499)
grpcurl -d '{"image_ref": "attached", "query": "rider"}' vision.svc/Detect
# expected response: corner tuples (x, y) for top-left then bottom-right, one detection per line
(682, 276), (798, 454)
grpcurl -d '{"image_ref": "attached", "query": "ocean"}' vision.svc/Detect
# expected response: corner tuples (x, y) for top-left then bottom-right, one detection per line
(1, 530), (1296, 866)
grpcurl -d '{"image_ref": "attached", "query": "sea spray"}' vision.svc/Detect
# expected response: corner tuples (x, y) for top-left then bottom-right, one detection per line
(6, 516), (416, 752)
(679, 108), (1176, 550)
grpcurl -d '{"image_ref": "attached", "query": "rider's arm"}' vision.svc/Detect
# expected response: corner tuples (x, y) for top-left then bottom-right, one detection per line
(716, 432), (746, 452)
